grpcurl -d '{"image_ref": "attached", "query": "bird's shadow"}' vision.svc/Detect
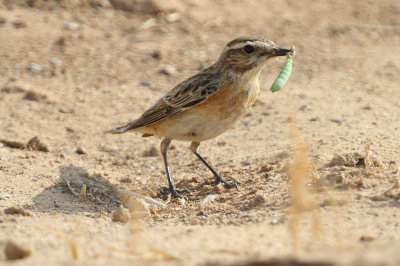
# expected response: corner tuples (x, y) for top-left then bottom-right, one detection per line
(28, 165), (120, 214)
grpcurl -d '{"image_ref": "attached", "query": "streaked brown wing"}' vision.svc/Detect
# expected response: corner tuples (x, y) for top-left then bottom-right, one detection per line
(163, 72), (221, 108)
(107, 70), (222, 133)
(126, 98), (181, 129)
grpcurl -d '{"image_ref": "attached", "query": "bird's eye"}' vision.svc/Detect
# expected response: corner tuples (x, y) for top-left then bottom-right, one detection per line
(243, 45), (254, 54)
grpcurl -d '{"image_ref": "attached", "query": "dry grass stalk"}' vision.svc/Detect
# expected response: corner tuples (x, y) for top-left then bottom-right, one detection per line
(287, 121), (316, 213)
(80, 184), (87, 198)
(311, 209), (321, 243)
(63, 235), (80, 260)
(364, 139), (373, 170)
(310, 164), (320, 182)
(66, 180), (79, 197)
(55, 222), (81, 260)
(145, 247), (179, 261)
(286, 119), (318, 252)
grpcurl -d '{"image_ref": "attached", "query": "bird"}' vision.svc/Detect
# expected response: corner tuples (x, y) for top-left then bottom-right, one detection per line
(106, 37), (290, 198)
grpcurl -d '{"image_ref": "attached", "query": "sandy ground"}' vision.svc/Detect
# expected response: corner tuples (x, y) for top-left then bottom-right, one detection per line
(1, 0), (400, 265)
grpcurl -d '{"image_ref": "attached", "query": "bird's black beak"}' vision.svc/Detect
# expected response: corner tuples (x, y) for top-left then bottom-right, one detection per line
(272, 47), (291, 57)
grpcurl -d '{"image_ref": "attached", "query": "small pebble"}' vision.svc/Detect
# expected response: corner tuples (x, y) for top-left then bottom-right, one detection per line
(76, 147), (87, 155)
(217, 141), (226, 147)
(298, 104), (308, 111)
(321, 197), (346, 207)
(4, 240), (33, 260)
(112, 205), (131, 223)
(23, 91), (47, 102)
(127, 197), (149, 218)
(0, 193), (10, 200)
(63, 21), (82, 30)
(310, 117), (320, 122)
(258, 165), (273, 173)
(49, 58), (62, 67)
(275, 151), (289, 160)
(13, 20), (27, 29)
(26, 136), (49, 152)
(139, 18), (157, 30)
(330, 117), (346, 123)
(369, 195), (387, 201)
(151, 50), (163, 60)
(104, 146), (118, 152)
(29, 63), (42, 72)
(319, 173), (344, 186)
(4, 207), (32, 216)
(0, 17), (7, 25)
(270, 216), (286, 225)
(166, 13), (181, 23)
(142, 146), (159, 157)
(120, 177), (132, 183)
(140, 81), (152, 87)
(159, 65), (177, 76)
(360, 235), (375, 242)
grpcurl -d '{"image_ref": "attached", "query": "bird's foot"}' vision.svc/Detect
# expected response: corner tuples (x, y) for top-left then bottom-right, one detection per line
(160, 186), (190, 200)
(215, 176), (239, 191)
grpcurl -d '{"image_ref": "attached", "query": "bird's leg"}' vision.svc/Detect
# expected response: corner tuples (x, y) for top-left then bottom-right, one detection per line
(160, 138), (190, 199)
(190, 142), (238, 190)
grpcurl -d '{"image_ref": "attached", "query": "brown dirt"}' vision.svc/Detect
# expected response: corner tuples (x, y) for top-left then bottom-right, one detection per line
(1, 0), (400, 265)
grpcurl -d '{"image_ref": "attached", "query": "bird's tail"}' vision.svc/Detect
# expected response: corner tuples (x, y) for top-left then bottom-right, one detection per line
(105, 124), (132, 134)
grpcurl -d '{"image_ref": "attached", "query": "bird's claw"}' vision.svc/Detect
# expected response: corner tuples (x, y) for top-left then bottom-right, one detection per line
(215, 178), (239, 191)
(160, 186), (190, 200)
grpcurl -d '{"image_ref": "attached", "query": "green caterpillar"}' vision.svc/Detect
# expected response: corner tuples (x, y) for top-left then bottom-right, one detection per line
(270, 46), (295, 93)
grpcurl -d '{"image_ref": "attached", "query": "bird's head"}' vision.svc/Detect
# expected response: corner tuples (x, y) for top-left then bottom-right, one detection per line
(216, 37), (290, 74)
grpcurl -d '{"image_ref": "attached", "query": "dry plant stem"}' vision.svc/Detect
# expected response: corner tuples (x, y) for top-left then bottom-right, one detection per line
(66, 180), (79, 197)
(50, 221), (81, 260)
(364, 139), (373, 170)
(287, 213), (299, 253)
(311, 209), (321, 242)
(80, 184), (87, 198)
(288, 124), (315, 212)
(147, 247), (179, 261)
(287, 119), (318, 253)
(63, 236), (80, 260)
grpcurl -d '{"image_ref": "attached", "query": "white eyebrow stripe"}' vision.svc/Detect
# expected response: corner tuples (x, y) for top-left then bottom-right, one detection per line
(246, 40), (266, 47)
(227, 41), (265, 50)
(227, 42), (247, 50)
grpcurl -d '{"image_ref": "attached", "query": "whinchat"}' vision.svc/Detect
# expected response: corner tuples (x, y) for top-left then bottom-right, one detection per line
(107, 37), (290, 198)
